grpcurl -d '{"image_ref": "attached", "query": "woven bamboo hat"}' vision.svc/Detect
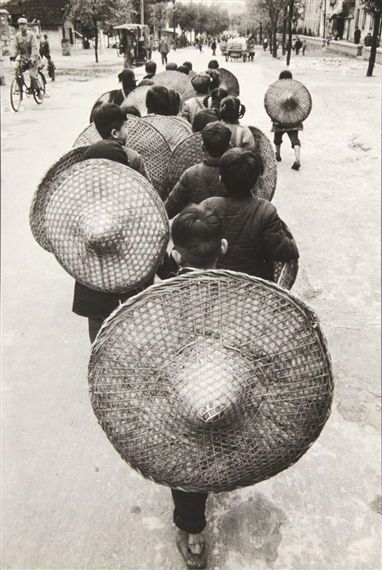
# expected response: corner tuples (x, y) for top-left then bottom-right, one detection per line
(264, 79), (312, 125)
(142, 114), (192, 151)
(218, 68), (240, 96)
(152, 70), (196, 101)
(30, 146), (89, 251)
(73, 116), (172, 200)
(31, 159), (169, 293)
(89, 270), (333, 493)
(248, 125), (277, 201)
(165, 132), (204, 198)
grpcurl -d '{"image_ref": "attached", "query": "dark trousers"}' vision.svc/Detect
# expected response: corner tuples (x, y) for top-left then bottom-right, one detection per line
(88, 317), (104, 343)
(171, 489), (208, 534)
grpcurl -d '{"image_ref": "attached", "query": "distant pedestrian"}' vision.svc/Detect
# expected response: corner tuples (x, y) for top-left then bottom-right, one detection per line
(364, 32), (372, 46)
(263, 37), (268, 52)
(198, 37), (203, 53)
(39, 33), (50, 60)
(294, 37), (302, 55)
(159, 37), (169, 65)
(302, 39), (307, 55)
(247, 36), (256, 61)
(354, 26), (361, 44)
(211, 39), (217, 56)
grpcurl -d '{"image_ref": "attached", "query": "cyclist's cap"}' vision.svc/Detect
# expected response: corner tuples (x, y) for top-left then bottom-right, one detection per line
(18, 17), (28, 24)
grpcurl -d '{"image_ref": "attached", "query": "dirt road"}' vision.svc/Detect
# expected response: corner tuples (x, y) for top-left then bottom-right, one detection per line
(2, 45), (380, 570)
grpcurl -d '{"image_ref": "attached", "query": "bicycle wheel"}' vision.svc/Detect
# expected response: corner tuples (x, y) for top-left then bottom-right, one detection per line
(10, 78), (22, 112)
(33, 74), (45, 104)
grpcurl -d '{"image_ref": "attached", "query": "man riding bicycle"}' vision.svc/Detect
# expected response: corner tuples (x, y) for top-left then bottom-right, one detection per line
(10, 17), (41, 94)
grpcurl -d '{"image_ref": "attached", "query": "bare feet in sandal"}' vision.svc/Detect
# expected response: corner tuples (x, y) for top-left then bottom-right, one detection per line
(176, 530), (207, 569)
(188, 533), (205, 555)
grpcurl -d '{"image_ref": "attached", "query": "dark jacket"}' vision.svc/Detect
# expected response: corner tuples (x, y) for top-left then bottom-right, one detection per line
(164, 157), (226, 219)
(201, 196), (298, 280)
(73, 140), (150, 319)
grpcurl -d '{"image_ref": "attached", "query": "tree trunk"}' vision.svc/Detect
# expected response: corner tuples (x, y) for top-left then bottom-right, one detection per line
(367, 10), (381, 77)
(272, 20), (278, 57)
(286, 0), (294, 66)
(282, 8), (287, 55)
(259, 22), (262, 44)
(93, 14), (99, 63)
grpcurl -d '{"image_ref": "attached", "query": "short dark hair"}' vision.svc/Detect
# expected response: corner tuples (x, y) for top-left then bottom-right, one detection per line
(219, 96), (245, 124)
(171, 205), (223, 268)
(183, 61), (192, 70)
(145, 60), (156, 74)
(177, 65), (190, 75)
(279, 70), (293, 79)
(192, 108), (219, 133)
(124, 105), (141, 117)
(166, 62), (178, 70)
(94, 103), (125, 139)
(208, 59), (219, 69)
(146, 85), (171, 115)
(204, 87), (228, 111)
(220, 148), (263, 196)
(202, 122), (231, 158)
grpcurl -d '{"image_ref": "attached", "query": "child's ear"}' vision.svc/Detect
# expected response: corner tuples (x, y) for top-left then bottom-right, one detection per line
(110, 128), (119, 139)
(220, 239), (228, 255)
(172, 248), (183, 266)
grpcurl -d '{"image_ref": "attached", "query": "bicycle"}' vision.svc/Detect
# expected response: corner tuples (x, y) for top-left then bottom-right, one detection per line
(10, 58), (46, 112)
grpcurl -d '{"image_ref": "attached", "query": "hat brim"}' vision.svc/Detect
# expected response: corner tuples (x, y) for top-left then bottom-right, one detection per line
(248, 125), (277, 201)
(165, 133), (204, 198)
(142, 115), (192, 151)
(89, 270), (333, 492)
(264, 79), (312, 125)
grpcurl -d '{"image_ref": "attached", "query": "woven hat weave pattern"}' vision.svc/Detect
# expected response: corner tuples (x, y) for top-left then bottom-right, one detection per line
(89, 270), (333, 492)
(264, 79), (312, 126)
(165, 133), (204, 198)
(40, 159), (169, 293)
(73, 116), (172, 200)
(142, 115), (192, 151)
(248, 126), (277, 201)
(152, 70), (197, 102)
(30, 146), (89, 252)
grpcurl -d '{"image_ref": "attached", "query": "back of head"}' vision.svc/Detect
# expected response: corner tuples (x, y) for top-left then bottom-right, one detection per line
(220, 148), (263, 197)
(168, 89), (181, 116)
(166, 62), (178, 70)
(94, 103), (125, 139)
(145, 60), (157, 74)
(124, 105), (141, 118)
(146, 85), (171, 115)
(183, 61), (193, 71)
(202, 122), (232, 158)
(191, 72), (212, 94)
(177, 65), (190, 75)
(279, 69), (293, 80)
(171, 204), (223, 269)
(208, 59), (219, 70)
(118, 68), (136, 84)
(209, 87), (228, 110)
(219, 96), (241, 124)
(192, 108), (219, 133)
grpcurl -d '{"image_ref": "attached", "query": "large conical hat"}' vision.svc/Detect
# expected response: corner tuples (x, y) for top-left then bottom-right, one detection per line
(218, 68), (240, 96)
(248, 125), (277, 201)
(73, 116), (172, 200)
(30, 159), (169, 293)
(165, 132), (204, 198)
(264, 79), (312, 126)
(142, 114), (192, 151)
(89, 270), (333, 492)
(151, 70), (196, 101)
(121, 85), (151, 117)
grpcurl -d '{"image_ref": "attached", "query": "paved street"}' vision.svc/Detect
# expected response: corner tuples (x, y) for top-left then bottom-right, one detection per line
(1, 45), (381, 569)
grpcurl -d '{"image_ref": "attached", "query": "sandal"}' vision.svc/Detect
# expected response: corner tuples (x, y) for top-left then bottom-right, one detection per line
(176, 530), (207, 569)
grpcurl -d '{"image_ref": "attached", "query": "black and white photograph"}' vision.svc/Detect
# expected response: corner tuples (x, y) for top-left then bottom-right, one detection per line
(1, 0), (380, 568)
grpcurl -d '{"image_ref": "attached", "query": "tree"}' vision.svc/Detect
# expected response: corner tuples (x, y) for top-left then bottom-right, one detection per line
(148, 1), (170, 38)
(176, 2), (196, 33)
(362, 0), (382, 76)
(69, 0), (131, 62)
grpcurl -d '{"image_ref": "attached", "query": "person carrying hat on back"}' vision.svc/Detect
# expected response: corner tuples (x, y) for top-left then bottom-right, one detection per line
(73, 103), (150, 342)
(162, 204), (228, 569)
(10, 17), (41, 95)
(165, 122), (231, 219)
(141, 60), (157, 82)
(181, 73), (213, 124)
(201, 147), (299, 281)
(271, 70), (303, 170)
